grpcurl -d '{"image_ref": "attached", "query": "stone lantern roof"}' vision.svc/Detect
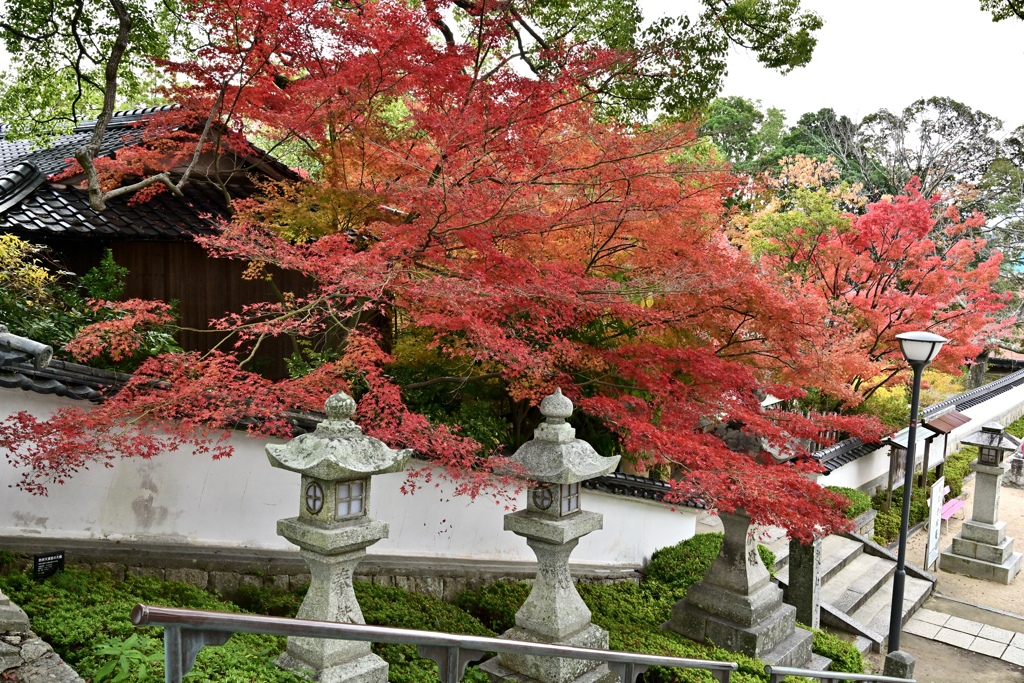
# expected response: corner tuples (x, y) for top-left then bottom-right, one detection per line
(961, 422), (1022, 454)
(508, 388), (619, 484)
(267, 391), (412, 481)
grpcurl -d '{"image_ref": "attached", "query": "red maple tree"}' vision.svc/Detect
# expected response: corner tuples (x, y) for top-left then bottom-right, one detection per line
(745, 158), (1010, 407)
(2, 0), (891, 540)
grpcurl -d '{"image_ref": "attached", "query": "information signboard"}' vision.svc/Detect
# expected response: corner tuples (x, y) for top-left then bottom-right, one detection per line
(33, 550), (65, 580)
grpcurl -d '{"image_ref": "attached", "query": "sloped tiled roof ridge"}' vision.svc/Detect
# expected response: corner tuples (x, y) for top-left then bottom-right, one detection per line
(0, 104), (178, 177)
(0, 180), (229, 239)
(73, 104), (180, 132)
(0, 162), (45, 213)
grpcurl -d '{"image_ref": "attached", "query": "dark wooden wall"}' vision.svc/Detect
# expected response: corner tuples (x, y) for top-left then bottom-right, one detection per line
(112, 241), (309, 378)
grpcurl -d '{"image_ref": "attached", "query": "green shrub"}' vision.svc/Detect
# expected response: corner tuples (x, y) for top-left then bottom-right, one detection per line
(356, 583), (492, 636)
(854, 385), (910, 430)
(758, 546), (777, 576)
(234, 583), (305, 617)
(825, 486), (872, 520)
(0, 534), (858, 683)
(1008, 415), (1024, 439)
(646, 534), (723, 588)
(868, 440), (979, 544)
(872, 508), (902, 544)
(453, 581), (531, 633)
(356, 582), (496, 683)
(0, 567), (304, 683)
(646, 533), (776, 589)
(944, 446), (975, 499)
(796, 624), (863, 673)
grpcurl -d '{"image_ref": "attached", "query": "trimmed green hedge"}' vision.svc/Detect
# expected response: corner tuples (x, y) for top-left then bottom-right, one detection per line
(0, 566), (305, 683)
(645, 532), (776, 585)
(825, 486), (872, 520)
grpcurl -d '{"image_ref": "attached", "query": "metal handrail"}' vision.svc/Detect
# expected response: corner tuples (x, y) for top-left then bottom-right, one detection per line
(764, 665), (915, 683)
(132, 604), (739, 683)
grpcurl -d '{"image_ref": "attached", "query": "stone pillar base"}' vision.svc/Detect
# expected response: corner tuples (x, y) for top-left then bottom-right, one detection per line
(0, 590), (30, 634)
(883, 650), (915, 679)
(666, 600), (814, 668)
(940, 546), (1022, 584)
(479, 659), (618, 683)
(480, 623), (613, 683)
(277, 651), (389, 683)
(481, 626), (619, 683)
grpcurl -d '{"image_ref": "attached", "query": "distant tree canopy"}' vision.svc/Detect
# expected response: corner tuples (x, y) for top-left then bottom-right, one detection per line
(981, 0), (1024, 22)
(702, 96), (1024, 337)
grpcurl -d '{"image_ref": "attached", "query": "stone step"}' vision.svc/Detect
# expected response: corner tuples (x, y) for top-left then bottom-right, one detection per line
(821, 553), (896, 614)
(820, 535), (865, 585)
(767, 536), (790, 573)
(851, 574), (934, 646)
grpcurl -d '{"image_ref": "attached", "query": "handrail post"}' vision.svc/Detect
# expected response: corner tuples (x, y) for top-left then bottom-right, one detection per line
(608, 661), (649, 683)
(164, 625), (182, 683)
(417, 644), (486, 683)
(713, 667), (731, 683)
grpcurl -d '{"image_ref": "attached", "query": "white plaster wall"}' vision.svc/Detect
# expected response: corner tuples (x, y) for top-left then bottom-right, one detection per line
(818, 380), (1024, 491)
(0, 389), (696, 567)
(815, 447), (889, 490)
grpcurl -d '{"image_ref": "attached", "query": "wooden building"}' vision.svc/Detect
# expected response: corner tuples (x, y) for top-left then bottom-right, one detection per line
(0, 108), (308, 377)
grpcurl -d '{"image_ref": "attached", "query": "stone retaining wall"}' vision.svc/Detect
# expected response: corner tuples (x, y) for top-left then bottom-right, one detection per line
(0, 537), (640, 603)
(853, 508), (877, 538)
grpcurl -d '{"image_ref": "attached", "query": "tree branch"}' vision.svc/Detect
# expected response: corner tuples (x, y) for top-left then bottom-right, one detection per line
(402, 372), (503, 390)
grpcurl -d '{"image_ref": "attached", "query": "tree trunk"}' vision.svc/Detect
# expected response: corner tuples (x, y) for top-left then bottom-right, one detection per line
(968, 349), (990, 389)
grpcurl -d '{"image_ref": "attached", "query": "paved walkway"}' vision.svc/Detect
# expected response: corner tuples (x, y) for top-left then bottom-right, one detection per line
(906, 607), (1024, 667)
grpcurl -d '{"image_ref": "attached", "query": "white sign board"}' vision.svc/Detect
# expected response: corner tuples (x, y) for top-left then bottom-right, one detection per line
(925, 476), (945, 571)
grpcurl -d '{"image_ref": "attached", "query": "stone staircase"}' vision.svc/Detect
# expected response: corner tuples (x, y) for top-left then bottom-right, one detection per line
(775, 533), (936, 652)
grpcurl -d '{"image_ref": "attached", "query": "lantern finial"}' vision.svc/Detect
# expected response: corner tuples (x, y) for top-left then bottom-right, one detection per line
(540, 388), (573, 424)
(325, 391), (357, 421)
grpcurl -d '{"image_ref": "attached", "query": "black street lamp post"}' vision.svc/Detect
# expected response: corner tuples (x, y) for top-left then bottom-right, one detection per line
(887, 331), (947, 657)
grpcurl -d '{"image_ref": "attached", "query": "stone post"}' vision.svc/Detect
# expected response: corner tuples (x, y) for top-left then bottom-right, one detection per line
(267, 391), (412, 682)
(1005, 453), (1024, 489)
(786, 537), (821, 629)
(481, 389), (620, 683)
(941, 423), (1023, 584)
(665, 510), (815, 669)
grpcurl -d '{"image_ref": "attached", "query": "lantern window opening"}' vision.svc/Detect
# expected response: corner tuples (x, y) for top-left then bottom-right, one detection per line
(305, 481), (325, 516)
(337, 480), (366, 518)
(979, 446), (1001, 466)
(560, 482), (580, 515)
(532, 486), (554, 511)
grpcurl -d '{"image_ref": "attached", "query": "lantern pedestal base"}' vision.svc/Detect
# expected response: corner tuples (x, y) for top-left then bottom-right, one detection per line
(664, 510), (814, 668)
(277, 651), (388, 683)
(940, 545), (1022, 585)
(480, 623), (618, 683)
(941, 459), (1021, 584)
(276, 518), (390, 679)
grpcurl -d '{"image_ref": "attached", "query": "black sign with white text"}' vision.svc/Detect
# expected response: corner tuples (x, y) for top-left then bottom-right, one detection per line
(33, 550), (65, 580)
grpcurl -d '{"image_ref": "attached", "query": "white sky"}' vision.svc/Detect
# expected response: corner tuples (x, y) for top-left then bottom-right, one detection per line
(639, 0), (1024, 133)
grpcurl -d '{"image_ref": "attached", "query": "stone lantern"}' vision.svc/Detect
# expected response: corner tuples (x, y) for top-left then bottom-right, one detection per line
(481, 389), (620, 683)
(941, 422), (1023, 584)
(268, 391), (412, 683)
(967, 423), (1019, 467)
